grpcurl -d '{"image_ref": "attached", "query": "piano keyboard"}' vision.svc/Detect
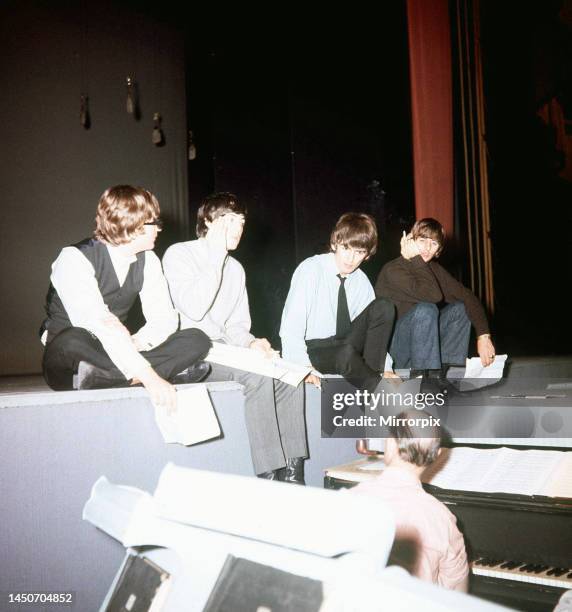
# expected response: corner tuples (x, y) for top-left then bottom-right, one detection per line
(472, 558), (572, 589)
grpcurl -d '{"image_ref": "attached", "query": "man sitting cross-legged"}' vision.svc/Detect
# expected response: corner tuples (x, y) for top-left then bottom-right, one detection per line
(40, 185), (211, 414)
(163, 192), (308, 483)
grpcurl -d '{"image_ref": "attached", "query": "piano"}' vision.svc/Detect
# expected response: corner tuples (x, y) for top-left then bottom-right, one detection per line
(324, 457), (572, 612)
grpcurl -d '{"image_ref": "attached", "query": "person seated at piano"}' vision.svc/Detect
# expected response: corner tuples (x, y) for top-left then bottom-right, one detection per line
(40, 185), (212, 415)
(375, 218), (496, 376)
(351, 410), (469, 592)
(163, 192), (308, 483)
(279, 212), (396, 392)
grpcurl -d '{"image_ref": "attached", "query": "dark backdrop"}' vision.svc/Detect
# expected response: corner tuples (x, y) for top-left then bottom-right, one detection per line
(1, 0), (571, 375)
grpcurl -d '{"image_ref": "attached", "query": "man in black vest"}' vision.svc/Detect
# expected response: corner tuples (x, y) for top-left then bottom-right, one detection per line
(41, 185), (211, 412)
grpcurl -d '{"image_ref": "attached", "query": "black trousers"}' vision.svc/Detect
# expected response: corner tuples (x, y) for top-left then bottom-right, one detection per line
(306, 297), (395, 391)
(42, 326), (211, 391)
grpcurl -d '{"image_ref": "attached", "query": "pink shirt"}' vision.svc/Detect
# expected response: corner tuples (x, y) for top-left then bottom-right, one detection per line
(352, 466), (469, 590)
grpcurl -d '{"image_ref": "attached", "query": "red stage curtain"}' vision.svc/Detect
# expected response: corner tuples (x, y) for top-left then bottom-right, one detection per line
(407, 0), (453, 234)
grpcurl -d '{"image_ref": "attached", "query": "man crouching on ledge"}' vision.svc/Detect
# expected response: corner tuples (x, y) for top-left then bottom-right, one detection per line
(40, 185), (212, 414)
(351, 409), (469, 591)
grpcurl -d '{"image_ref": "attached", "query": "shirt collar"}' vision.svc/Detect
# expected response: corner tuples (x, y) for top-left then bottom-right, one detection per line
(325, 251), (361, 280)
(106, 243), (137, 266)
(379, 465), (423, 488)
(325, 251), (350, 278)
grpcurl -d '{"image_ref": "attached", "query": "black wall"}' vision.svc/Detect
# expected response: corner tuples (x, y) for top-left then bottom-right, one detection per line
(184, 9), (414, 345)
(2, 0), (570, 375)
(480, 0), (572, 355)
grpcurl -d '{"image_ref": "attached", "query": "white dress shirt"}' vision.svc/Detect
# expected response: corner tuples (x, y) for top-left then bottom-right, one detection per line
(46, 244), (177, 379)
(279, 253), (375, 366)
(163, 238), (255, 348)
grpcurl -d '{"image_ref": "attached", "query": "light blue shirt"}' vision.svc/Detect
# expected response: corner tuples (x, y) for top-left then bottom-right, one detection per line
(279, 253), (375, 366)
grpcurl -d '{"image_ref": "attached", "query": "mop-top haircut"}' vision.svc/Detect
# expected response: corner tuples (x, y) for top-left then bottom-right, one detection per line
(196, 192), (247, 238)
(411, 218), (445, 257)
(330, 212), (378, 257)
(94, 185), (160, 246)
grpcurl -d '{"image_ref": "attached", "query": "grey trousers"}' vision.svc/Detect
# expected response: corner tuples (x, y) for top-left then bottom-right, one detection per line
(206, 363), (308, 475)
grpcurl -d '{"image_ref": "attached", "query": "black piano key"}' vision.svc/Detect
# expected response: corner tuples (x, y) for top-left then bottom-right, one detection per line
(552, 568), (568, 577)
(546, 568), (557, 576)
(500, 561), (513, 569)
(506, 561), (523, 569)
(567, 571), (572, 579)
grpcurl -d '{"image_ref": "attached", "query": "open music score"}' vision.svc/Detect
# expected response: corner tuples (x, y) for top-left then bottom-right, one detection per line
(421, 447), (572, 498)
(325, 447), (572, 498)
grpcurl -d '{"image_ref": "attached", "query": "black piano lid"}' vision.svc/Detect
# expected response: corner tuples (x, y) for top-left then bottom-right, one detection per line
(425, 485), (572, 570)
(423, 484), (572, 513)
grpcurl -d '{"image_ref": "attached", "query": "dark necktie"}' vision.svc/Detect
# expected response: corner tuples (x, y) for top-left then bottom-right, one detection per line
(336, 274), (351, 338)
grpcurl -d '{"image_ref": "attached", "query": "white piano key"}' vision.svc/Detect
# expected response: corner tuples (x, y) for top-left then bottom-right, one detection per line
(471, 560), (572, 589)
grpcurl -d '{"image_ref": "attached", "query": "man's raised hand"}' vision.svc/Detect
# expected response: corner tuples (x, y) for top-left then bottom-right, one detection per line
(400, 231), (420, 260)
(205, 215), (229, 252)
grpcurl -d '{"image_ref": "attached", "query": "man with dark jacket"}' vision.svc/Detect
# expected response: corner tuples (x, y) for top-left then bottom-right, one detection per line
(375, 218), (495, 373)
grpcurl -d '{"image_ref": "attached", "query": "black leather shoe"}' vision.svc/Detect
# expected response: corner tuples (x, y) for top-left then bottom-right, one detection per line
(277, 457), (306, 485)
(172, 361), (211, 384)
(257, 470), (279, 480)
(76, 361), (130, 390)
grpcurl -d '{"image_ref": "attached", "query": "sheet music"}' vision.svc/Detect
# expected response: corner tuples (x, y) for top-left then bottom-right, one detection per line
(422, 446), (569, 497)
(543, 454), (572, 498)
(421, 447), (495, 491)
(464, 354), (507, 379)
(480, 448), (563, 496)
(206, 343), (311, 386)
(154, 385), (221, 446)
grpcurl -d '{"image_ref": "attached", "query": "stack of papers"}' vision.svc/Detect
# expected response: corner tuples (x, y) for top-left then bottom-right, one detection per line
(206, 343), (312, 387)
(154, 385), (220, 446)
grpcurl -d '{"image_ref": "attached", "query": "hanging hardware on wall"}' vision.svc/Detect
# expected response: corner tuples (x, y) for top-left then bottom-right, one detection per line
(188, 130), (197, 160)
(79, 94), (90, 129)
(126, 76), (135, 113)
(126, 76), (140, 118)
(152, 112), (165, 146)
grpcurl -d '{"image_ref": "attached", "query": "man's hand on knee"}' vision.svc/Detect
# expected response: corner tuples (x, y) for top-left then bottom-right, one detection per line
(305, 373), (322, 389)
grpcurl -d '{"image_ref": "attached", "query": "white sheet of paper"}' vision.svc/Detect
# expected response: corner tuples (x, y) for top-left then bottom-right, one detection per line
(421, 446), (568, 496)
(206, 343), (311, 386)
(464, 354), (507, 379)
(154, 385), (220, 446)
